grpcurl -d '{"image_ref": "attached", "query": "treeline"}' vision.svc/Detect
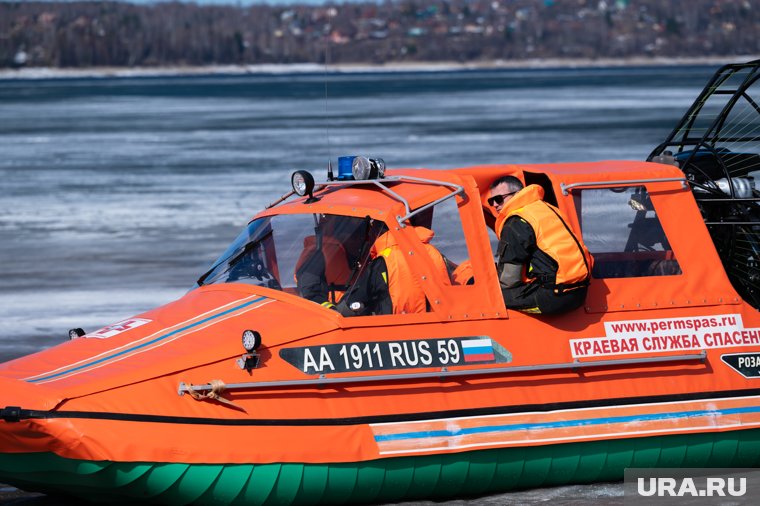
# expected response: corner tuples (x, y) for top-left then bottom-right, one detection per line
(1, 0), (758, 68)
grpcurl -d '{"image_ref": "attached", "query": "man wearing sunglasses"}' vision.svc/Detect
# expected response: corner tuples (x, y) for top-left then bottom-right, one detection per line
(488, 175), (592, 315)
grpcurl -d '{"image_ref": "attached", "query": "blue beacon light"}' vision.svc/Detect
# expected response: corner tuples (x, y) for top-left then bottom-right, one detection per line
(337, 156), (356, 180)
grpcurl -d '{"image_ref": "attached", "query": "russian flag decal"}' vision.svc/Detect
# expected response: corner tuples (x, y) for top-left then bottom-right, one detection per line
(462, 338), (496, 363)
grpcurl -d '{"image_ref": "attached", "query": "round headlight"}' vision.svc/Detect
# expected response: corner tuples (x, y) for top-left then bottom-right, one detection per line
(372, 158), (386, 178)
(291, 170), (315, 197)
(242, 330), (262, 352)
(352, 156), (373, 180)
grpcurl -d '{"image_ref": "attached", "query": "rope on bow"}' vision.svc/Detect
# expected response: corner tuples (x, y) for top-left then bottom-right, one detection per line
(186, 379), (247, 413)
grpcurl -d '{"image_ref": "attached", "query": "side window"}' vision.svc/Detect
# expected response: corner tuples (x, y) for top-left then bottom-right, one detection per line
(576, 186), (681, 279)
(426, 198), (475, 285)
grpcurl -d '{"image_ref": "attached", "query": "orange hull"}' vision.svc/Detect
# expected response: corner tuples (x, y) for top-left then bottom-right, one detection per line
(1, 161), (760, 502)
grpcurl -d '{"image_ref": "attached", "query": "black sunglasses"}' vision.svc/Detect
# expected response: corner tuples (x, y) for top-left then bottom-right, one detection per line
(487, 191), (517, 207)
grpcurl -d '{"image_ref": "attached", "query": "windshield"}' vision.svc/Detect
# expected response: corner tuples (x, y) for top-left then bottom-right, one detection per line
(198, 213), (387, 306)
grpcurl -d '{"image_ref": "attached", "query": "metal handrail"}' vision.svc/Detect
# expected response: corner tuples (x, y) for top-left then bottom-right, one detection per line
(705, 222), (760, 226)
(560, 178), (687, 195)
(694, 197), (760, 203)
(178, 351), (706, 396)
(391, 175), (464, 226)
(271, 175), (464, 227)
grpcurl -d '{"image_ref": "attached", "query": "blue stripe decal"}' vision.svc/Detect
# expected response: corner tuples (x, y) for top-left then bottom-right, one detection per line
(28, 296), (267, 383)
(463, 346), (493, 355)
(374, 405), (760, 442)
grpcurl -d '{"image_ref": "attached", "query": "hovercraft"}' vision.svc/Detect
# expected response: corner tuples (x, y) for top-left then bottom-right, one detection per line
(3, 61), (760, 504)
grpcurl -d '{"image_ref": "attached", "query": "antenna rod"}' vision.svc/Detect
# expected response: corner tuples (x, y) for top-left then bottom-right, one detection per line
(324, 24), (334, 181)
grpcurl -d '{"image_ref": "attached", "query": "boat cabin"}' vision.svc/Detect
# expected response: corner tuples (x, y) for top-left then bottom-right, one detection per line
(197, 158), (740, 325)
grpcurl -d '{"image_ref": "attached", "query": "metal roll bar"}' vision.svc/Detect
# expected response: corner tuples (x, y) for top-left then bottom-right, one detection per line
(270, 175), (464, 227)
(561, 177), (687, 195)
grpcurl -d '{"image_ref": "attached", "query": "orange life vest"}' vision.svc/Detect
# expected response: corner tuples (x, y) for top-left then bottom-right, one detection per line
(294, 235), (352, 301)
(452, 260), (474, 285)
(495, 185), (591, 288)
(371, 226), (450, 314)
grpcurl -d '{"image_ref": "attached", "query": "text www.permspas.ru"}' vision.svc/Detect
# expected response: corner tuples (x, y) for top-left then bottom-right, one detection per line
(609, 315), (738, 335)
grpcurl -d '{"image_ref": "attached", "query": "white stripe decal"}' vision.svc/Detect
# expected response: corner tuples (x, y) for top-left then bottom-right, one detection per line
(377, 421), (760, 455)
(24, 293), (266, 382)
(370, 394), (760, 427)
(34, 299), (273, 385)
(25, 295), (270, 384)
(462, 338), (492, 348)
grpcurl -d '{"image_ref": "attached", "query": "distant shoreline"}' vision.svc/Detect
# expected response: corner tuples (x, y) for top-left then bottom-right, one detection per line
(1, 56), (757, 80)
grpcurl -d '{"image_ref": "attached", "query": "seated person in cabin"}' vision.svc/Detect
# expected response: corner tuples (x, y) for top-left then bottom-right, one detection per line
(337, 226), (450, 316)
(295, 214), (359, 309)
(451, 260), (474, 285)
(488, 175), (592, 315)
